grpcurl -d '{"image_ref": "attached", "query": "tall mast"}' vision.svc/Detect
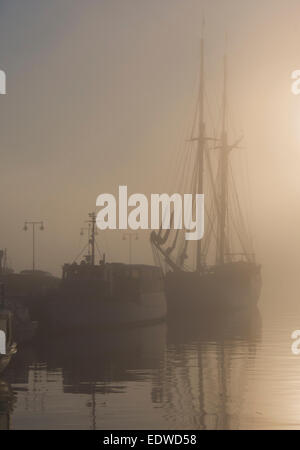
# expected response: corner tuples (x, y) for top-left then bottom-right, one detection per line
(196, 21), (206, 272)
(217, 54), (229, 265)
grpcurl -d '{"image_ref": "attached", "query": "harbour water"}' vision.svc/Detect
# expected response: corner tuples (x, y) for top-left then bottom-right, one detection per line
(1, 274), (300, 430)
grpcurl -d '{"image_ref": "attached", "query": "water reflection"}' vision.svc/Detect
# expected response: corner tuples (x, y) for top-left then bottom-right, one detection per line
(159, 309), (262, 429)
(0, 379), (15, 430)
(4, 306), (263, 429)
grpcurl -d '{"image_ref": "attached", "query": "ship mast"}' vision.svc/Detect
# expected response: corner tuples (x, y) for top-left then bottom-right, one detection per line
(87, 212), (96, 266)
(90, 212), (96, 266)
(196, 22), (205, 272)
(216, 52), (244, 265)
(151, 21), (215, 273)
(217, 54), (229, 265)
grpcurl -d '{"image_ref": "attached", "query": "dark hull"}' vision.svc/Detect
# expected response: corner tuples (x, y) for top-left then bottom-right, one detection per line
(0, 354), (12, 374)
(43, 291), (167, 331)
(38, 263), (167, 331)
(165, 261), (262, 316)
(0, 344), (17, 374)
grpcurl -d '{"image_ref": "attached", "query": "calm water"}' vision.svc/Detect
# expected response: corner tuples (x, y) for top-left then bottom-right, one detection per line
(1, 279), (300, 430)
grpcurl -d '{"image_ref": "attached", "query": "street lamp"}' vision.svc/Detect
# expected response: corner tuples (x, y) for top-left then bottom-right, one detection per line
(23, 221), (44, 272)
(123, 231), (138, 265)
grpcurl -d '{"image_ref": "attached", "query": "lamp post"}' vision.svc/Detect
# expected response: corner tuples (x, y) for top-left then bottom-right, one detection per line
(23, 221), (44, 272)
(123, 232), (138, 265)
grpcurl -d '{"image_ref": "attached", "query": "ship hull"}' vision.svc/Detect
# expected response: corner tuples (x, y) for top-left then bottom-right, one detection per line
(165, 261), (261, 316)
(0, 344), (17, 374)
(45, 291), (167, 331)
(0, 355), (11, 374)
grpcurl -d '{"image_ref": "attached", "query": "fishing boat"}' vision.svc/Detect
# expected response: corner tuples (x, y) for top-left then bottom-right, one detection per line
(151, 32), (261, 315)
(45, 213), (167, 330)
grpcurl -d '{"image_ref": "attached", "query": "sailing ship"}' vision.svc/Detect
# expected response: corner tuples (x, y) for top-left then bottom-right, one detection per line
(151, 34), (261, 314)
(45, 213), (167, 330)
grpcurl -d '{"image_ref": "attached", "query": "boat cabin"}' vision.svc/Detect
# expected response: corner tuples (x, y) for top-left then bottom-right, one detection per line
(61, 262), (164, 298)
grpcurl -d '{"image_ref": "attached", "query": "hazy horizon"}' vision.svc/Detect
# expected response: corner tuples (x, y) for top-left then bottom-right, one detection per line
(0, 0), (299, 281)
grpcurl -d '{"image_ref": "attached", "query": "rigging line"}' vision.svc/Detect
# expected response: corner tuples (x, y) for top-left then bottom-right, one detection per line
(228, 183), (252, 261)
(228, 174), (247, 249)
(177, 152), (199, 264)
(174, 97), (202, 195)
(240, 152), (251, 235)
(170, 141), (189, 194)
(205, 146), (221, 217)
(151, 246), (161, 273)
(173, 137), (194, 196)
(203, 199), (214, 241)
(178, 142), (194, 193)
(204, 90), (218, 139)
(204, 202), (218, 244)
(231, 188), (250, 249)
(201, 159), (218, 259)
(210, 77), (223, 138)
(228, 191), (243, 252)
(230, 209), (250, 261)
(164, 136), (186, 201)
(229, 163), (252, 248)
(244, 148), (255, 251)
(100, 233), (110, 261)
(225, 86), (238, 141)
(204, 173), (216, 247)
(203, 202), (217, 256)
(72, 242), (89, 264)
(168, 78), (200, 196)
(156, 141), (190, 239)
(231, 142), (254, 251)
(164, 82), (198, 196)
(167, 147), (197, 259)
(166, 229), (180, 257)
(95, 239), (102, 259)
(205, 44), (223, 129)
(236, 140), (254, 252)
(225, 196), (232, 259)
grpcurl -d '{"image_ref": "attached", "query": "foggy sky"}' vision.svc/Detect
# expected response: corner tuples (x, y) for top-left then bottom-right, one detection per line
(0, 0), (299, 280)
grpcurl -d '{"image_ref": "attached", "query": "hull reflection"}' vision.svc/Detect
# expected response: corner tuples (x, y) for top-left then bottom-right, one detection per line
(0, 380), (15, 430)
(153, 306), (262, 429)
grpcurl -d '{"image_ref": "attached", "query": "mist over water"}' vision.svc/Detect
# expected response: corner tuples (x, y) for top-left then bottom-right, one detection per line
(0, 0), (300, 430)
(1, 277), (299, 430)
